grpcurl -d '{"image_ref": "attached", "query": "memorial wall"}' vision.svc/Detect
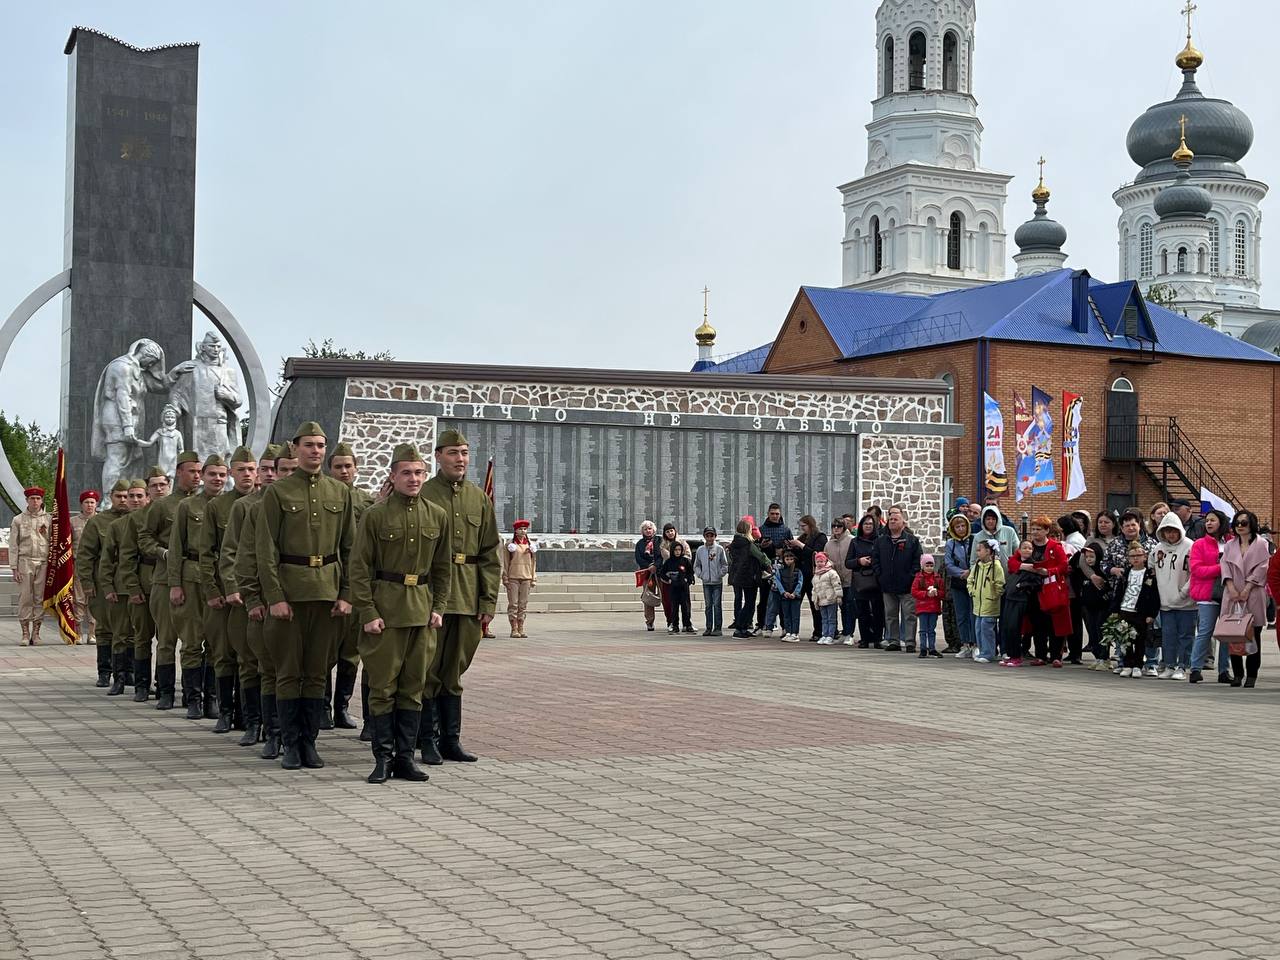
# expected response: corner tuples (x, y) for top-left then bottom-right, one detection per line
(273, 361), (962, 570)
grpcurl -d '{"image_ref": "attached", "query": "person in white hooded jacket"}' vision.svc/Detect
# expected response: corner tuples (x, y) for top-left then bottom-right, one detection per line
(1152, 512), (1196, 679)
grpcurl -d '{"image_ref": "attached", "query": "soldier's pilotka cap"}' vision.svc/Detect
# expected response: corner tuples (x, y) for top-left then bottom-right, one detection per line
(293, 420), (326, 442)
(176, 450), (201, 466)
(230, 446), (255, 465)
(147, 466), (168, 479)
(259, 443), (283, 462)
(434, 429), (468, 451)
(276, 442), (297, 462)
(202, 454), (226, 470)
(128, 478), (147, 490)
(391, 443), (423, 466)
(111, 479), (130, 494)
(328, 441), (357, 466)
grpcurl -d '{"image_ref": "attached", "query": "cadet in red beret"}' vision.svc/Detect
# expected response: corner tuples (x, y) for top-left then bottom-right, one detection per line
(10, 486), (50, 644)
(502, 520), (538, 638)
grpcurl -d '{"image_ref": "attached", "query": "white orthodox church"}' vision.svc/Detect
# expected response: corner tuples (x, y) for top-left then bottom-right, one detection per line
(834, 0), (1277, 341)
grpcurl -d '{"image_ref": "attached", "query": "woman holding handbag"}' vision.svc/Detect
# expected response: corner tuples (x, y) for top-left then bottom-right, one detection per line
(1219, 510), (1269, 688)
(845, 514), (884, 647)
(1009, 515), (1072, 667)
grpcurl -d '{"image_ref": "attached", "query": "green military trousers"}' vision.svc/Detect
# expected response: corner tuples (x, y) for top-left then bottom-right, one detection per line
(247, 615), (274, 695)
(330, 616), (361, 671)
(358, 625), (436, 716)
(204, 604), (236, 679)
(173, 579), (207, 670)
(425, 614), (482, 698)
(227, 605), (257, 688)
(270, 600), (340, 700)
(130, 596), (156, 660)
(109, 598), (134, 656)
(91, 594), (113, 651)
(150, 582), (178, 666)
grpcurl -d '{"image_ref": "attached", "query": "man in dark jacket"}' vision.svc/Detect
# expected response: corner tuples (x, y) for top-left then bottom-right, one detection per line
(759, 504), (792, 550)
(873, 506), (922, 652)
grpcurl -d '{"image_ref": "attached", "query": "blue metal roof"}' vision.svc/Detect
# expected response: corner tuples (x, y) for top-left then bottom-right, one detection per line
(698, 342), (771, 374)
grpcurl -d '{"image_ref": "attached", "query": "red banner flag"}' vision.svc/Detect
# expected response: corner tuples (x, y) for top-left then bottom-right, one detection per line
(42, 448), (79, 644)
(482, 458), (494, 503)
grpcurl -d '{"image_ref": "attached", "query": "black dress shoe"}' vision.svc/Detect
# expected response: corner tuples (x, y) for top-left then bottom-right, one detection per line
(1218, 672), (1232, 684)
(1243, 677), (1256, 688)
(1230, 677), (1243, 687)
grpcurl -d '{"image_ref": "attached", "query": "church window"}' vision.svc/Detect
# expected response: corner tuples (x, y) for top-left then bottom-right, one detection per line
(1160, 249), (1168, 275)
(1139, 222), (1153, 279)
(1235, 220), (1248, 275)
(1208, 219), (1220, 274)
(908, 31), (927, 90)
(883, 37), (894, 95)
(1198, 247), (1207, 273)
(947, 212), (963, 270)
(942, 32), (959, 91)
(1177, 247), (1187, 273)
(871, 216), (883, 273)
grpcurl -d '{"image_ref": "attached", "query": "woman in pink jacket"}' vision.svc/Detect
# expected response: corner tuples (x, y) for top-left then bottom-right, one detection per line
(1188, 509), (1230, 683)
(1220, 511), (1270, 688)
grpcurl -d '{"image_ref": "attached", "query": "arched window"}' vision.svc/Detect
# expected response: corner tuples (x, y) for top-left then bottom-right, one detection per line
(882, 36), (895, 95)
(871, 216), (883, 273)
(1208, 219), (1220, 274)
(1160, 249), (1168, 275)
(908, 31), (927, 90)
(942, 32), (959, 91)
(1177, 247), (1187, 273)
(947, 212), (963, 270)
(1198, 247), (1207, 274)
(1111, 377), (1135, 392)
(1235, 220), (1248, 275)
(1139, 222), (1153, 278)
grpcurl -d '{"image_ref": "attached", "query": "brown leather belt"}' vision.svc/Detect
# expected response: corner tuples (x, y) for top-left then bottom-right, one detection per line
(280, 553), (337, 568)
(375, 570), (429, 586)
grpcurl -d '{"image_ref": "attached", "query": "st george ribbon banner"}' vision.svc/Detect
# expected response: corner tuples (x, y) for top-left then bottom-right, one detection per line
(983, 392), (1007, 498)
(1062, 391), (1086, 501)
(42, 448), (79, 644)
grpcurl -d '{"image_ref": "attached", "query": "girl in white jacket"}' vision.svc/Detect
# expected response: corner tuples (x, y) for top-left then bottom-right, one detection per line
(812, 553), (844, 645)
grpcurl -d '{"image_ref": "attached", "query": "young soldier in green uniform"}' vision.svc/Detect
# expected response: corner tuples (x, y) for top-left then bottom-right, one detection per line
(221, 446), (273, 746)
(201, 447), (256, 734)
(77, 482), (128, 687)
(349, 443), (451, 784)
(139, 451), (202, 711)
(257, 424), (354, 771)
(326, 441), (374, 730)
(101, 479), (145, 696)
(169, 455), (228, 720)
(419, 429), (500, 763)
(237, 444), (292, 758)
(119, 468), (169, 701)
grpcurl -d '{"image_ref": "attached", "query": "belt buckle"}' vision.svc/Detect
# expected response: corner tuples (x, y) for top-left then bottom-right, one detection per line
(403, 573), (419, 587)
(308, 555), (324, 568)
(453, 552), (466, 565)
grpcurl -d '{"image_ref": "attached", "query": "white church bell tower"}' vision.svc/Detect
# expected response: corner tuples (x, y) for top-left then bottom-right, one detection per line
(840, 0), (1011, 293)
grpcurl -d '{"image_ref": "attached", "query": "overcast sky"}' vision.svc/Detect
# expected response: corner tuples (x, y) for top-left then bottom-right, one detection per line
(1, 0), (1274, 430)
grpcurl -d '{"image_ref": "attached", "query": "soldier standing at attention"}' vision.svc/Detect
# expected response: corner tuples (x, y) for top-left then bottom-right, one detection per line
(119, 469), (167, 700)
(139, 451), (201, 711)
(201, 447), (256, 734)
(9, 486), (50, 646)
(169, 455), (228, 720)
(237, 444), (292, 758)
(70, 490), (100, 646)
(257, 423), (354, 771)
(326, 441), (373, 731)
(220, 446), (269, 746)
(101, 479), (145, 694)
(76, 482), (128, 684)
(419, 430), (500, 764)
(349, 443), (451, 784)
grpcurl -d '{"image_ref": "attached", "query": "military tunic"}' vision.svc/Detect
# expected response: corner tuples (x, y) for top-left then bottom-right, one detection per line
(75, 509), (119, 654)
(9, 509), (50, 625)
(99, 512), (136, 657)
(167, 490), (215, 670)
(420, 474), (501, 697)
(222, 491), (259, 689)
(234, 492), (274, 694)
(138, 488), (192, 667)
(256, 468), (354, 700)
(118, 508), (156, 660)
(349, 492), (451, 714)
(199, 488), (247, 679)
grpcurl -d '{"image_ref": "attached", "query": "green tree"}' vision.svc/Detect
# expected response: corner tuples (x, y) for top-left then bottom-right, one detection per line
(1198, 311), (1220, 329)
(272, 338), (395, 397)
(0, 412), (58, 511)
(1143, 283), (1182, 312)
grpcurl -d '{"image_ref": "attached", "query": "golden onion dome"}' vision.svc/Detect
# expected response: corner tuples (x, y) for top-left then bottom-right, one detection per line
(694, 318), (716, 346)
(1172, 132), (1194, 164)
(1176, 38), (1204, 71)
(1031, 178), (1050, 204)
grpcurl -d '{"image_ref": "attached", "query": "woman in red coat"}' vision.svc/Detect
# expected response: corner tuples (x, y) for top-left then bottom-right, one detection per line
(1008, 515), (1072, 667)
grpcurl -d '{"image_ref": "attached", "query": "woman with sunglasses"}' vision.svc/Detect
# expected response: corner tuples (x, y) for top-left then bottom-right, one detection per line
(1220, 511), (1269, 687)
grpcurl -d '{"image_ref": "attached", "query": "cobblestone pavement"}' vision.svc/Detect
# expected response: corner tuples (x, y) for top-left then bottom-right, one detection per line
(2, 615), (1278, 960)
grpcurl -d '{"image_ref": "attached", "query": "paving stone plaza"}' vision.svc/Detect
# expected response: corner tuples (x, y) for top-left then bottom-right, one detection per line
(2, 613), (1277, 960)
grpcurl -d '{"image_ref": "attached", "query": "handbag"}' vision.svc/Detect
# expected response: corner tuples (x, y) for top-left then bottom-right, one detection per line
(854, 565), (879, 593)
(1039, 575), (1069, 612)
(640, 576), (662, 608)
(1214, 602), (1255, 654)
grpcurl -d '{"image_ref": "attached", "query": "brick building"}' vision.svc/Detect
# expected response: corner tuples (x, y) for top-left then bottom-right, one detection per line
(704, 268), (1280, 525)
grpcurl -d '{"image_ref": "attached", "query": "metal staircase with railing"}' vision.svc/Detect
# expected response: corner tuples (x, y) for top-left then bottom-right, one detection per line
(1105, 415), (1242, 509)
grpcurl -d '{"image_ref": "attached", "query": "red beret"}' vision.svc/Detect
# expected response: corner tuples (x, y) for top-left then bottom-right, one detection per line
(513, 519), (530, 530)
(23, 487), (45, 498)
(79, 490), (101, 503)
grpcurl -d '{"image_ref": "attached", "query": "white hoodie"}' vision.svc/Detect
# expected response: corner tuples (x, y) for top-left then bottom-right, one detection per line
(1152, 513), (1195, 610)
